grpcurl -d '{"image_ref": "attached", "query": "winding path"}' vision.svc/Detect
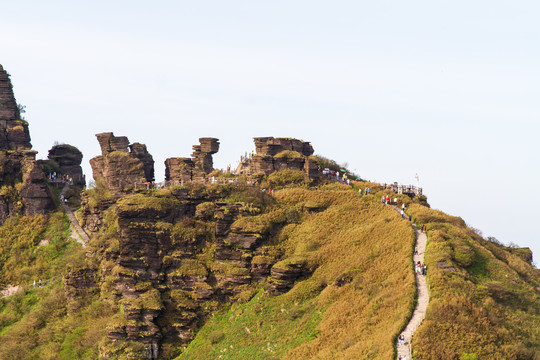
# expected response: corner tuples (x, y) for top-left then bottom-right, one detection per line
(392, 206), (429, 360)
(60, 184), (90, 247)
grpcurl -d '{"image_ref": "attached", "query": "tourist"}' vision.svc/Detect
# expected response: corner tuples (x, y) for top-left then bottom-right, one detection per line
(386, 195), (390, 204)
(401, 209), (404, 218)
(402, 203), (405, 211)
(381, 195), (385, 204)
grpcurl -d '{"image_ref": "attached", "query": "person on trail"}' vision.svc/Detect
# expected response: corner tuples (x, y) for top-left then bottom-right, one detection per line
(38, 279), (42, 287)
(402, 203), (405, 210)
(408, 214), (412, 221)
(386, 195), (390, 204)
(33, 280), (36, 288)
(401, 209), (404, 218)
(381, 196), (386, 204)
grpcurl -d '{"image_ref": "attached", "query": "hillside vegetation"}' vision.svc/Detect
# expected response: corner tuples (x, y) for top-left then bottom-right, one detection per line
(179, 186), (416, 359)
(407, 204), (539, 359)
(0, 174), (538, 360)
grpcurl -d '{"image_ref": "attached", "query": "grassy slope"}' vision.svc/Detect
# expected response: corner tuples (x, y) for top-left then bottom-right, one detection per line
(407, 204), (540, 359)
(0, 212), (114, 360)
(179, 186), (416, 359)
(0, 182), (538, 360)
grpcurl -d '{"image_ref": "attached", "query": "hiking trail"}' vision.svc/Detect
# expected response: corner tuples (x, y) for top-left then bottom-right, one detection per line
(60, 183), (90, 247)
(392, 205), (429, 360)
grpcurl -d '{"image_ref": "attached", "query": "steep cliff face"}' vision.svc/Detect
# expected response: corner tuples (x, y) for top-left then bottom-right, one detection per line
(84, 185), (290, 359)
(0, 65), (54, 222)
(0, 65), (31, 150)
(90, 132), (154, 196)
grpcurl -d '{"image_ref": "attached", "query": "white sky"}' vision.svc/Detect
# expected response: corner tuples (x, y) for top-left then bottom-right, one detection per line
(1, 1), (539, 261)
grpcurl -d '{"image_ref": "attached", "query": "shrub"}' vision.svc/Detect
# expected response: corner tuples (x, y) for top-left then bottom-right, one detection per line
(268, 169), (309, 188)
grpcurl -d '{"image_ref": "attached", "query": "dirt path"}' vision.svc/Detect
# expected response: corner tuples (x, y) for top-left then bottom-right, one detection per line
(392, 206), (429, 359)
(60, 184), (90, 247)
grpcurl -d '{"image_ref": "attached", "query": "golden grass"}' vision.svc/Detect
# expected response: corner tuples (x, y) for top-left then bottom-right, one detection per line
(180, 187), (416, 359)
(407, 204), (540, 359)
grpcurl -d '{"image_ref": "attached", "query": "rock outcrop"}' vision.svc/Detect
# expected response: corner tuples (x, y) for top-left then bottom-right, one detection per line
(165, 138), (219, 184)
(0, 65), (31, 150)
(236, 137), (320, 178)
(90, 132), (154, 195)
(19, 152), (55, 216)
(91, 186), (288, 358)
(0, 65), (54, 223)
(47, 144), (85, 186)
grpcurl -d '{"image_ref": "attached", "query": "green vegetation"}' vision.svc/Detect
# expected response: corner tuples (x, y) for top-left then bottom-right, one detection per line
(267, 169), (310, 188)
(0, 212), (113, 359)
(407, 204), (540, 359)
(179, 187), (416, 359)
(1, 166), (538, 359)
(274, 150), (304, 160)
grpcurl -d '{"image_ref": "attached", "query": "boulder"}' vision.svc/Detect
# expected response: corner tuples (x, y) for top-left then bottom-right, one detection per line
(48, 144), (85, 186)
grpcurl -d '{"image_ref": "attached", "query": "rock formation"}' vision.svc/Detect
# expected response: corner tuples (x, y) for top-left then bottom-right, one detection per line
(0, 65), (54, 223)
(236, 137), (320, 178)
(78, 185), (292, 358)
(47, 144), (85, 187)
(90, 132), (154, 195)
(0, 65), (31, 150)
(165, 138), (219, 184)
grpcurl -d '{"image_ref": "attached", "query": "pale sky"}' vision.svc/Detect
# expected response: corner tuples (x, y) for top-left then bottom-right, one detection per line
(1, 1), (539, 261)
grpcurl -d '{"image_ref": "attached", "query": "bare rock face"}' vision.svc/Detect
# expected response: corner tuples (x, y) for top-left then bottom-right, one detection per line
(19, 152), (55, 216)
(192, 137), (219, 174)
(0, 65), (31, 150)
(130, 142), (155, 182)
(48, 144), (85, 186)
(90, 132), (154, 195)
(0, 65), (54, 223)
(165, 157), (194, 184)
(165, 138), (219, 184)
(236, 137), (319, 179)
(253, 137), (313, 157)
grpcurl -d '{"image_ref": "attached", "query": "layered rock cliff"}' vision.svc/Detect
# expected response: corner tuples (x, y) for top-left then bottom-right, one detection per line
(0, 65), (54, 222)
(236, 137), (320, 179)
(165, 138), (219, 185)
(90, 132), (154, 195)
